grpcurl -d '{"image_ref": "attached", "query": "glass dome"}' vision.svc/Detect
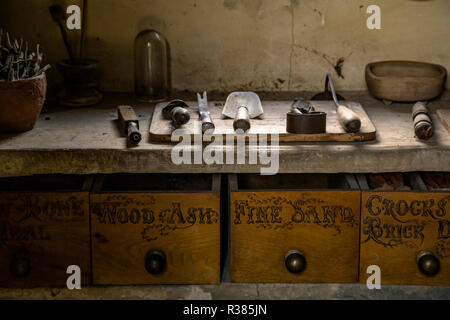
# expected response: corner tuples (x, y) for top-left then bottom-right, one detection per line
(134, 29), (169, 102)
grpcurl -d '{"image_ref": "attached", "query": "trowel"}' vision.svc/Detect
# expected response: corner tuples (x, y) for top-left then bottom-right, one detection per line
(222, 92), (264, 132)
(311, 74), (361, 133)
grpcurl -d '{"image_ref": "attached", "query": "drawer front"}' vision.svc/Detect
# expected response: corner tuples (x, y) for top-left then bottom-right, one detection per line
(360, 192), (450, 286)
(230, 191), (360, 283)
(91, 193), (221, 284)
(0, 192), (90, 287)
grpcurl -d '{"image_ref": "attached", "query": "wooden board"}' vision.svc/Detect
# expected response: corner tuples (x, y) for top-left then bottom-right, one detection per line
(0, 191), (91, 287)
(360, 191), (450, 286)
(150, 101), (377, 142)
(91, 187), (221, 285)
(229, 174), (360, 283)
(437, 109), (450, 134)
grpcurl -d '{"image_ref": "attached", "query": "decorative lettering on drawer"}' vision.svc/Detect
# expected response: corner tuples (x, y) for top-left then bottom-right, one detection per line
(362, 217), (428, 248)
(362, 194), (450, 256)
(91, 195), (219, 242)
(365, 195), (449, 222)
(0, 195), (85, 223)
(0, 194), (87, 242)
(233, 194), (356, 235)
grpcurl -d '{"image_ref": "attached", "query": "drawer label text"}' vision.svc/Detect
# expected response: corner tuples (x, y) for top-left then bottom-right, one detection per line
(363, 195), (450, 253)
(233, 195), (357, 235)
(92, 199), (219, 242)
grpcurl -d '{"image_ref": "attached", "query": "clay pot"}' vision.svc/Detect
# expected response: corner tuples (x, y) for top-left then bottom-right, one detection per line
(0, 73), (47, 133)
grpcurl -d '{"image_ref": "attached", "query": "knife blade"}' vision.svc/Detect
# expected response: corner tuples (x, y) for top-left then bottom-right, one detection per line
(197, 91), (215, 134)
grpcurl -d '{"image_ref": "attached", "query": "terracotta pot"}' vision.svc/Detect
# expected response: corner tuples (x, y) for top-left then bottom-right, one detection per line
(0, 73), (47, 133)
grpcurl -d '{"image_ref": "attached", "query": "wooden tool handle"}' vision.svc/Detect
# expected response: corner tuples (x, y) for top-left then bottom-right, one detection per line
(412, 102), (433, 140)
(337, 105), (361, 133)
(233, 106), (251, 132)
(171, 107), (191, 126)
(201, 112), (215, 134)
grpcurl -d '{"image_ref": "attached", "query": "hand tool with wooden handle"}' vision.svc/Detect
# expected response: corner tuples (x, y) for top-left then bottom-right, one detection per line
(197, 91), (215, 134)
(162, 100), (191, 127)
(222, 92), (264, 132)
(117, 105), (142, 145)
(312, 74), (361, 133)
(412, 101), (433, 140)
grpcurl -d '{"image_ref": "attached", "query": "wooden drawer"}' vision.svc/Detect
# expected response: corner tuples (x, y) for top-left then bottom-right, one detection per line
(358, 172), (450, 286)
(0, 175), (92, 287)
(91, 174), (221, 285)
(229, 173), (360, 283)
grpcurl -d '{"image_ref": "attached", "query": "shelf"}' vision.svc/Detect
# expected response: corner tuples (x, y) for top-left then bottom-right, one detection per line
(0, 92), (449, 177)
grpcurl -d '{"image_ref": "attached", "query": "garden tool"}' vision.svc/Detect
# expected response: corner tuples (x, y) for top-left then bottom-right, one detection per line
(311, 74), (361, 133)
(222, 92), (264, 132)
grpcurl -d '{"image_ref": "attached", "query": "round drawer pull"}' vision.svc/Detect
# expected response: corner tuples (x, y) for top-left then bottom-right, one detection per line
(145, 250), (166, 275)
(285, 249), (306, 274)
(417, 250), (440, 276)
(10, 252), (31, 278)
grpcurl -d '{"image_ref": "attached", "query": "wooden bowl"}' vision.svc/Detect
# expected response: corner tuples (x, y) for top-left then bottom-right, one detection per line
(365, 61), (447, 102)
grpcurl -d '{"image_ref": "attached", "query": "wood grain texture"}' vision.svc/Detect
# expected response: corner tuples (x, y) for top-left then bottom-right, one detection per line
(150, 101), (376, 142)
(437, 109), (450, 134)
(117, 105), (139, 133)
(229, 187), (360, 283)
(91, 192), (221, 285)
(360, 191), (450, 286)
(0, 192), (91, 287)
(365, 61), (447, 102)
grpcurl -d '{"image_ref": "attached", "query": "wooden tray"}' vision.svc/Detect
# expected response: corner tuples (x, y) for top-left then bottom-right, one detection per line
(149, 101), (376, 143)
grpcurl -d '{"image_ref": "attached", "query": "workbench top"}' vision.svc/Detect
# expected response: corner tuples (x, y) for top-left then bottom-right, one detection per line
(0, 91), (449, 177)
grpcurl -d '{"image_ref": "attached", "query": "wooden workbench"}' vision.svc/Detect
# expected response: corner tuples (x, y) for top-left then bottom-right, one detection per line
(0, 91), (449, 177)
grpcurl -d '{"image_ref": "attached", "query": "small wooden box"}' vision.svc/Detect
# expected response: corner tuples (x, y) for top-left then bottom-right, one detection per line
(358, 172), (450, 286)
(90, 174), (221, 285)
(0, 175), (92, 287)
(229, 174), (360, 283)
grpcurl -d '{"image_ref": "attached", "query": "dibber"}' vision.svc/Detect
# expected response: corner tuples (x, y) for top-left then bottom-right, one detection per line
(117, 105), (142, 146)
(324, 74), (361, 133)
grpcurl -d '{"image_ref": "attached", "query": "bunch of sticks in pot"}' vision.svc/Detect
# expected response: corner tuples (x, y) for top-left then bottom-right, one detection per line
(0, 29), (50, 81)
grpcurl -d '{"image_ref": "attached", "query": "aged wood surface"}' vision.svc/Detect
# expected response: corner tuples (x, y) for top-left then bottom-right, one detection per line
(0, 92), (449, 176)
(91, 192), (221, 285)
(117, 105), (139, 133)
(360, 191), (450, 286)
(0, 192), (91, 287)
(150, 101), (376, 142)
(229, 189), (360, 283)
(437, 109), (450, 134)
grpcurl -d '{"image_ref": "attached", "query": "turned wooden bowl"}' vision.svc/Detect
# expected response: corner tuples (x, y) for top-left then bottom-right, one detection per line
(365, 61), (447, 102)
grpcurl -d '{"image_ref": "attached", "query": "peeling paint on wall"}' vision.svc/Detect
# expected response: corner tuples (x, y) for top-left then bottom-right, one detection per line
(0, 0), (449, 92)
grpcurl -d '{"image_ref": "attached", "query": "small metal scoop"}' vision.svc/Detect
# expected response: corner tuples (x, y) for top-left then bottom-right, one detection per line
(222, 92), (264, 132)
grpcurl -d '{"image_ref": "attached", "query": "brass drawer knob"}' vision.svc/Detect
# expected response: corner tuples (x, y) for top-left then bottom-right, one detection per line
(10, 252), (31, 278)
(417, 250), (440, 276)
(285, 249), (306, 274)
(145, 250), (166, 275)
